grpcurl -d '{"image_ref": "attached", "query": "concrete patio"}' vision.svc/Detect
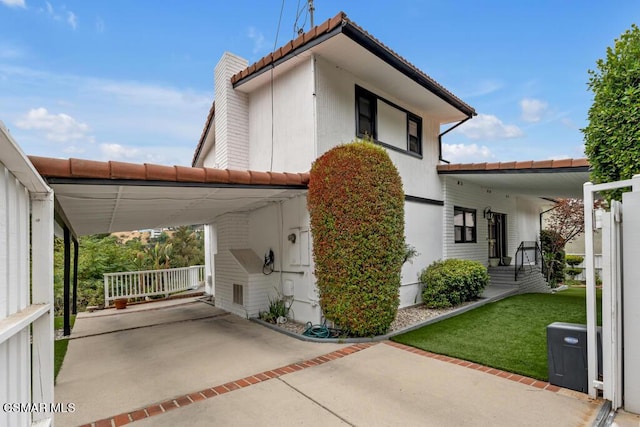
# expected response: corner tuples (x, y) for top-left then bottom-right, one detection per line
(54, 294), (604, 426)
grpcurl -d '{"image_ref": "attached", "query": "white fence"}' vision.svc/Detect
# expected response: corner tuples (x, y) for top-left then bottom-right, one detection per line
(104, 265), (205, 306)
(0, 124), (55, 426)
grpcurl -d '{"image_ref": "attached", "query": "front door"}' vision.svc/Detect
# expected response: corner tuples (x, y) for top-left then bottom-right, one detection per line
(488, 213), (507, 263)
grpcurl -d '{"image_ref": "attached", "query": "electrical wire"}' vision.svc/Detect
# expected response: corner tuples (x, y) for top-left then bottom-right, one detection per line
(270, 0), (286, 171)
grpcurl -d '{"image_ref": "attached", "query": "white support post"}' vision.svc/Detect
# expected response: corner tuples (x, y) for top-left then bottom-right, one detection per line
(584, 182), (600, 398)
(30, 191), (54, 425)
(204, 223), (217, 296)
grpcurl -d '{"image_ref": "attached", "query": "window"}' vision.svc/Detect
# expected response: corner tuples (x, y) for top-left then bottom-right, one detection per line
(356, 88), (376, 138)
(454, 207), (476, 243)
(355, 85), (422, 156)
(408, 116), (421, 155)
(233, 284), (244, 305)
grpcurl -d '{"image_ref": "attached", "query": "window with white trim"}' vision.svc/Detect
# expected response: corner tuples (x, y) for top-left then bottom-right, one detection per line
(454, 207), (476, 243)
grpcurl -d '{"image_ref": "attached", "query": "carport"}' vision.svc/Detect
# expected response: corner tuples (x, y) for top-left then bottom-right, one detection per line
(436, 159), (590, 198)
(29, 156), (308, 335)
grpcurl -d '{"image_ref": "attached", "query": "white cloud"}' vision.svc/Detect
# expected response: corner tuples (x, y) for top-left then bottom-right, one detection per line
(16, 107), (92, 143)
(520, 98), (548, 123)
(1, 64), (211, 165)
(0, 42), (25, 59)
(247, 27), (267, 54)
(461, 80), (504, 98)
(100, 143), (140, 160)
(560, 117), (577, 129)
(443, 143), (493, 163)
(39, 2), (78, 29)
(454, 113), (523, 140)
(1, 0), (25, 8)
(67, 11), (77, 30)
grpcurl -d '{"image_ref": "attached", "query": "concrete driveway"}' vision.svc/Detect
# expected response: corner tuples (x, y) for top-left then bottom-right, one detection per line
(55, 298), (601, 427)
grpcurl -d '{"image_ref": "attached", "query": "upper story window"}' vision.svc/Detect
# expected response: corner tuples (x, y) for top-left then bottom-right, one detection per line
(355, 85), (422, 157)
(454, 207), (476, 243)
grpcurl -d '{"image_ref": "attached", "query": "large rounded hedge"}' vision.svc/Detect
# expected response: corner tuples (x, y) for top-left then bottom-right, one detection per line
(307, 140), (405, 337)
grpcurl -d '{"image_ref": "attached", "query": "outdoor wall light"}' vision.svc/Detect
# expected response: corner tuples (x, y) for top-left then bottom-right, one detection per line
(483, 207), (494, 221)
(288, 233), (297, 243)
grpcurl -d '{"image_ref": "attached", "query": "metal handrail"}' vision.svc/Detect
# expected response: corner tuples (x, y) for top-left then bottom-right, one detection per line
(514, 241), (543, 281)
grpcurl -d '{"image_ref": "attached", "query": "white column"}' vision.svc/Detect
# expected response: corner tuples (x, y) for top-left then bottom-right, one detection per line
(623, 189), (640, 413)
(30, 191), (55, 425)
(583, 182), (599, 398)
(204, 223), (217, 296)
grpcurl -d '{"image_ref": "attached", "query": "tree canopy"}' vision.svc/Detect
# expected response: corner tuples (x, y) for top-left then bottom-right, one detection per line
(583, 24), (640, 201)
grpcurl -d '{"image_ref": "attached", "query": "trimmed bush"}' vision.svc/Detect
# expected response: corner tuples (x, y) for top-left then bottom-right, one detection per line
(565, 254), (584, 267)
(307, 140), (405, 337)
(565, 254), (584, 281)
(420, 259), (489, 309)
(540, 229), (565, 285)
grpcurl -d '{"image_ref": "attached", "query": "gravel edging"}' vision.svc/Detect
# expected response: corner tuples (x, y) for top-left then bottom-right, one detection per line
(252, 287), (519, 343)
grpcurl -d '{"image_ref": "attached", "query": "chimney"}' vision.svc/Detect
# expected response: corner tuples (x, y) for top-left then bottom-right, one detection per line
(213, 52), (250, 170)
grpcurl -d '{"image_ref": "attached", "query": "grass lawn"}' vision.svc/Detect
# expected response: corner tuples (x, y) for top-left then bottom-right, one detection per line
(54, 315), (76, 383)
(392, 287), (602, 381)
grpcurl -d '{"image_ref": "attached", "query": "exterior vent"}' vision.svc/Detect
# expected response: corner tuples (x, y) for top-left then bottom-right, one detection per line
(233, 284), (244, 305)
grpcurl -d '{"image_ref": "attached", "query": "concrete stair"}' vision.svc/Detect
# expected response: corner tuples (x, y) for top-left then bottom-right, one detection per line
(488, 264), (551, 294)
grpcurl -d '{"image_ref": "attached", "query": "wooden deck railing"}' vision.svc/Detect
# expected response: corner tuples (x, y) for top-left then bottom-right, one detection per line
(104, 265), (205, 306)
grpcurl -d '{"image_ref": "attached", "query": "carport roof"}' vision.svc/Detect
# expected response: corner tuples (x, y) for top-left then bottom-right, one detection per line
(437, 158), (590, 198)
(29, 156), (308, 237)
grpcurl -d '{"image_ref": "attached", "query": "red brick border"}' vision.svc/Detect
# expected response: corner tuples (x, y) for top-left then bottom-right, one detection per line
(384, 341), (561, 392)
(80, 342), (375, 426)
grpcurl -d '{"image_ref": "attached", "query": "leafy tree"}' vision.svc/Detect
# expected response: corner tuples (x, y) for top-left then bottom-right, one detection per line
(541, 199), (585, 286)
(583, 24), (640, 201)
(53, 227), (205, 313)
(168, 226), (204, 268)
(546, 198), (584, 247)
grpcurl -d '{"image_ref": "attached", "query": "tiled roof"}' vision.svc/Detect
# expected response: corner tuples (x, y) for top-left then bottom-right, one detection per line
(437, 158), (590, 173)
(193, 11), (477, 167)
(192, 101), (215, 167)
(230, 11), (475, 117)
(29, 156), (309, 187)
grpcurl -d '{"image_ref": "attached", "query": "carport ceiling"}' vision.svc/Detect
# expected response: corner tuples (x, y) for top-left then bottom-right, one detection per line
(437, 159), (591, 199)
(439, 171), (590, 198)
(29, 156), (308, 236)
(49, 182), (306, 236)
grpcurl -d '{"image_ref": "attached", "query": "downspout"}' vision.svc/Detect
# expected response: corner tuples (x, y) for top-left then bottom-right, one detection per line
(438, 116), (472, 164)
(539, 200), (559, 235)
(312, 54), (318, 160)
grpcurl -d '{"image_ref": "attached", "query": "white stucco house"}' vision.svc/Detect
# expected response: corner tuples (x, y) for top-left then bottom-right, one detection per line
(189, 11), (590, 324)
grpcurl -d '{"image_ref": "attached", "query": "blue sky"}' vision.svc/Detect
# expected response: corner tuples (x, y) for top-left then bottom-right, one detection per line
(0, 1), (638, 166)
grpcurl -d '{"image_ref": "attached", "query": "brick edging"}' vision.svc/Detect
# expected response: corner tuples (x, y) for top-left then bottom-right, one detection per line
(81, 343), (375, 427)
(384, 341), (561, 392)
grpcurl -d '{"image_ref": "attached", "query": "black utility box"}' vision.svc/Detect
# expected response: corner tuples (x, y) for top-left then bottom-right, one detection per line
(547, 322), (602, 393)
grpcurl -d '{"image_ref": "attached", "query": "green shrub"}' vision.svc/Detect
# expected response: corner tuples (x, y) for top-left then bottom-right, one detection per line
(565, 254), (584, 267)
(260, 291), (290, 323)
(308, 140), (405, 337)
(419, 259), (489, 309)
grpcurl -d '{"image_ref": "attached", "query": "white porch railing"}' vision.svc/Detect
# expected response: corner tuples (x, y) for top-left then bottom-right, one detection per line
(104, 265), (205, 306)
